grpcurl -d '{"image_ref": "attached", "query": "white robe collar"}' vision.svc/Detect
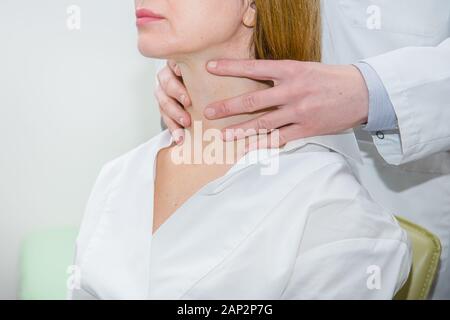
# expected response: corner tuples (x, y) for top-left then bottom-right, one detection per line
(154, 128), (362, 195)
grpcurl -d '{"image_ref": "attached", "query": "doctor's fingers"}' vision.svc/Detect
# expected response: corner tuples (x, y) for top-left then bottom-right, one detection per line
(167, 60), (182, 76)
(221, 107), (294, 141)
(244, 124), (306, 152)
(155, 84), (191, 128)
(157, 64), (191, 108)
(204, 86), (286, 120)
(206, 59), (291, 82)
(161, 112), (185, 145)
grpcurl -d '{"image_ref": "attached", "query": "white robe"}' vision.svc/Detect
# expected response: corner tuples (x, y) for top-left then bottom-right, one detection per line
(68, 130), (411, 300)
(320, 0), (450, 298)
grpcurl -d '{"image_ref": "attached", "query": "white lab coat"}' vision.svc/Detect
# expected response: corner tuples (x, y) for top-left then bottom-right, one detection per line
(68, 130), (411, 299)
(320, 0), (450, 298)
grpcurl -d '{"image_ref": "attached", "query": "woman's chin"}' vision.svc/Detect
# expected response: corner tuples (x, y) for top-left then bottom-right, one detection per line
(137, 42), (170, 59)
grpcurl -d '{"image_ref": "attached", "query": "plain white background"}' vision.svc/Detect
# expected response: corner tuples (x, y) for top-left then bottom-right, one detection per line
(0, 0), (162, 299)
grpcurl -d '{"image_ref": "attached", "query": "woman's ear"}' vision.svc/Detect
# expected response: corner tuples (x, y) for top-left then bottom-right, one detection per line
(243, 1), (257, 28)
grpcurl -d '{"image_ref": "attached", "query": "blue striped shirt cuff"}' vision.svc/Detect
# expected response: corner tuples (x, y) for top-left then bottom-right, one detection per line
(354, 62), (398, 132)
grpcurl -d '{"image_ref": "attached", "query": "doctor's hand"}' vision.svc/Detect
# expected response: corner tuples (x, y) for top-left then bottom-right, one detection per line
(204, 59), (370, 148)
(157, 59), (369, 147)
(155, 60), (192, 144)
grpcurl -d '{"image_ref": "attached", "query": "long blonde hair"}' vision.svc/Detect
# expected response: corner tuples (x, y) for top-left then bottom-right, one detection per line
(253, 0), (321, 62)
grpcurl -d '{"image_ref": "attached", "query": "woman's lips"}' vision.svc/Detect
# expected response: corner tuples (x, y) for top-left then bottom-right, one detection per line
(136, 8), (165, 26)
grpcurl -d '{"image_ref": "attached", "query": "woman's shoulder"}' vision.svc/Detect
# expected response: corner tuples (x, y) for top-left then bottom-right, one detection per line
(279, 147), (361, 194)
(100, 130), (170, 176)
(87, 129), (170, 199)
(278, 149), (409, 246)
(75, 131), (168, 256)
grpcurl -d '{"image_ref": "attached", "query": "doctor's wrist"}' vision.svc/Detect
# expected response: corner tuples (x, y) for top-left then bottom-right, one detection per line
(348, 65), (370, 127)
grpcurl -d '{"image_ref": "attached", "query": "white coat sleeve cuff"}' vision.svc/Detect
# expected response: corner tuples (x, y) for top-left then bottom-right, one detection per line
(361, 38), (450, 165)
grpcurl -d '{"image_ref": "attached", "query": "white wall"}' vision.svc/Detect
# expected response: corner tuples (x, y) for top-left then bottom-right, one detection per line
(0, 0), (162, 299)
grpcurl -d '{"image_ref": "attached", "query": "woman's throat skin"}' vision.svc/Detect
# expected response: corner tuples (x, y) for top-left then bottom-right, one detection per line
(170, 60), (273, 164)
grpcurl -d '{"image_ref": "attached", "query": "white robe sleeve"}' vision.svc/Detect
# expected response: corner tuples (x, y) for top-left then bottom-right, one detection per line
(66, 160), (121, 300)
(363, 37), (450, 165)
(281, 238), (410, 300)
(281, 185), (412, 300)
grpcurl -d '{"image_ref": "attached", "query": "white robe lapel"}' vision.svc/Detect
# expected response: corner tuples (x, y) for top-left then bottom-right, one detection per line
(79, 136), (165, 299)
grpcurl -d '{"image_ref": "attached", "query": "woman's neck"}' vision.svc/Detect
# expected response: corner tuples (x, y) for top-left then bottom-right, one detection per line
(170, 58), (271, 164)
(178, 60), (270, 131)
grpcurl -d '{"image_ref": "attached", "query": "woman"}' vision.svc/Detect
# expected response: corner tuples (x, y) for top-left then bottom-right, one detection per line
(69, 0), (411, 299)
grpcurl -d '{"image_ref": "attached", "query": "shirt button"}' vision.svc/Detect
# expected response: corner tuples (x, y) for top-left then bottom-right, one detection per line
(376, 131), (385, 139)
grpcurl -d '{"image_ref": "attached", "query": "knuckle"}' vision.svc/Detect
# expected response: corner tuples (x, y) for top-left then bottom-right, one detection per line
(167, 78), (179, 93)
(159, 75), (170, 89)
(159, 95), (171, 109)
(167, 77), (178, 90)
(218, 102), (230, 116)
(157, 67), (169, 84)
(242, 94), (257, 112)
(256, 117), (272, 130)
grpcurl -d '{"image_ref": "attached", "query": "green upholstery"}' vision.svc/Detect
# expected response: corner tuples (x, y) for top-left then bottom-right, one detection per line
(394, 216), (441, 300)
(19, 227), (78, 300)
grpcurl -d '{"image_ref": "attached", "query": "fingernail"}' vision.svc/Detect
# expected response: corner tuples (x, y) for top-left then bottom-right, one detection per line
(179, 118), (185, 126)
(207, 61), (217, 69)
(173, 131), (184, 144)
(180, 94), (190, 106)
(205, 107), (216, 118)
